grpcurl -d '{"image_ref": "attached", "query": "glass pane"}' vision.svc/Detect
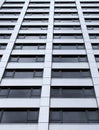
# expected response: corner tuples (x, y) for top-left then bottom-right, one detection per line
(14, 71), (33, 78)
(53, 45), (60, 49)
(34, 71), (43, 77)
(93, 45), (99, 49)
(1, 111), (27, 123)
(50, 111), (61, 123)
(81, 71), (91, 77)
(62, 89), (82, 98)
(0, 89), (8, 98)
(63, 111), (86, 123)
(52, 71), (61, 78)
(28, 111), (38, 122)
(36, 57), (44, 62)
(51, 88), (60, 97)
(4, 71), (14, 78)
(10, 57), (18, 62)
(77, 45), (84, 49)
(14, 45), (22, 49)
(62, 71), (80, 78)
(39, 45), (45, 49)
(0, 45), (6, 49)
(61, 57), (78, 62)
(79, 57), (87, 62)
(31, 88), (41, 97)
(61, 45), (76, 49)
(87, 111), (99, 123)
(0, 112), (2, 121)
(84, 89), (95, 97)
(96, 57), (99, 62)
(53, 57), (60, 62)
(22, 45), (38, 50)
(18, 57), (33, 63)
(9, 89), (31, 98)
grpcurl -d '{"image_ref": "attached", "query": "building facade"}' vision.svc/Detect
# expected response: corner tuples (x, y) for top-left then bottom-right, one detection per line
(0, 0), (99, 130)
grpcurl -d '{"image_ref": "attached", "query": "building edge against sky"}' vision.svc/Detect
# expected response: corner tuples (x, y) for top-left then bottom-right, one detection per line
(0, 0), (99, 130)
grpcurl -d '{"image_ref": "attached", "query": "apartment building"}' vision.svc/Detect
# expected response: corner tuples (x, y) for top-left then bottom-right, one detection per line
(0, 0), (99, 130)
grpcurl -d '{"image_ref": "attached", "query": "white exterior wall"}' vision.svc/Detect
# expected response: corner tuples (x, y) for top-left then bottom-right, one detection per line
(0, 0), (99, 130)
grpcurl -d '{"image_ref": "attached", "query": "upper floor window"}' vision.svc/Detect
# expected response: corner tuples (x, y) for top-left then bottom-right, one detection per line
(17, 34), (47, 39)
(0, 108), (39, 123)
(0, 86), (41, 98)
(54, 12), (78, 16)
(23, 19), (48, 23)
(0, 34), (10, 39)
(55, 2), (75, 5)
(0, 56), (2, 61)
(4, 69), (43, 78)
(21, 26), (47, 30)
(52, 69), (91, 78)
(92, 44), (99, 49)
(50, 109), (99, 123)
(0, 44), (6, 50)
(85, 18), (99, 23)
(0, 12), (20, 16)
(53, 44), (85, 50)
(0, 26), (14, 30)
(54, 18), (79, 23)
(54, 26), (81, 30)
(51, 86), (95, 98)
(90, 34), (99, 39)
(9, 55), (45, 63)
(52, 55), (87, 62)
(14, 44), (46, 50)
(0, 19), (17, 23)
(25, 12), (49, 16)
(54, 34), (83, 39)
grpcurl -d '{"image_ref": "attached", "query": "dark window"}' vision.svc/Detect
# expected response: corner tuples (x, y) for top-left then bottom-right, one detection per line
(26, 12), (49, 16)
(0, 19), (17, 23)
(92, 44), (99, 49)
(0, 87), (41, 98)
(0, 109), (39, 123)
(87, 110), (99, 123)
(21, 26), (47, 30)
(0, 44), (6, 50)
(23, 19), (48, 23)
(0, 58), (1, 61)
(54, 34), (83, 39)
(14, 44), (46, 50)
(90, 34), (99, 39)
(0, 89), (9, 98)
(52, 69), (91, 78)
(51, 86), (95, 98)
(95, 56), (99, 62)
(17, 34), (47, 39)
(0, 34), (10, 39)
(53, 44), (85, 50)
(52, 55), (87, 62)
(9, 56), (44, 62)
(54, 12), (78, 16)
(4, 70), (43, 78)
(50, 109), (99, 123)
(54, 26), (81, 30)
(0, 26), (14, 30)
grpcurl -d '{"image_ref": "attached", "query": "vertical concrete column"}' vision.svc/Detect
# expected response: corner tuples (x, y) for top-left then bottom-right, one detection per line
(38, 0), (54, 130)
(76, 0), (99, 107)
(0, 0), (30, 82)
(0, 0), (5, 7)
